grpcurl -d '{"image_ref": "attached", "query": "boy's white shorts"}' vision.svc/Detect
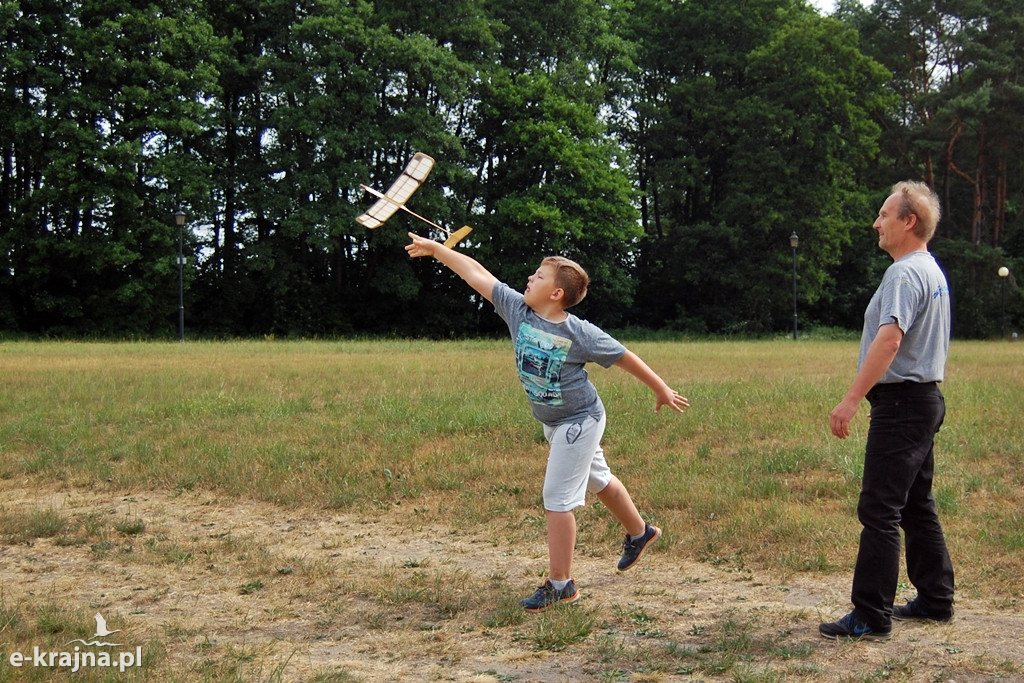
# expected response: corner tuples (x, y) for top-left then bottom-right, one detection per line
(542, 413), (613, 512)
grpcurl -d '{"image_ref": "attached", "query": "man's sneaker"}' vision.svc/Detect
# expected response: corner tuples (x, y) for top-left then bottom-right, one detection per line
(892, 597), (954, 622)
(617, 523), (662, 571)
(520, 579), (580, 612)
(819, 612), (892, 641)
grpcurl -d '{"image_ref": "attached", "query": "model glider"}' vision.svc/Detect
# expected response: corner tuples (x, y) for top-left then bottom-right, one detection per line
(356, 153), (473, 248)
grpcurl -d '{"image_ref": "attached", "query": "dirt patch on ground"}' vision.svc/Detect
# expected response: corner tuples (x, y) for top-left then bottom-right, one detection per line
(2, 482), (1022, 682)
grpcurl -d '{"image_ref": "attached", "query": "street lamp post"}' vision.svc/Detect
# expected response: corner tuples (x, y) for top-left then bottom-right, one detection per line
(790, 232), (799, 340)
(175, 210), (186, 343)
(999, 266), (1010, 340)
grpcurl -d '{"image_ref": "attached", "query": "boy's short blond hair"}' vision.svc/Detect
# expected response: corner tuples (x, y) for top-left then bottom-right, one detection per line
(542, 256), (589, 309)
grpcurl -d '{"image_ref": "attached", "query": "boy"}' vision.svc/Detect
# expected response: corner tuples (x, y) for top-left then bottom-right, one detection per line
(406, 232), (689, 611)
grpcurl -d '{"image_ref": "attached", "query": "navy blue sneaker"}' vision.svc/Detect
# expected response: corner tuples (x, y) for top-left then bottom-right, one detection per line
(520, 579), (580, 612)
(892, 597), (954, 622)
(819, 612), (892, 641)
(617, 523), (661, 571)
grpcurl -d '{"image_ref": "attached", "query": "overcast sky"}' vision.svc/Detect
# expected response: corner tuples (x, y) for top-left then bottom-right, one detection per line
(809, 0), (869, 14)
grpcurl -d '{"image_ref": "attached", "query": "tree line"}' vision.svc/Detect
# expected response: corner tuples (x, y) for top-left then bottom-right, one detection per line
(1, 0), (1021, 339)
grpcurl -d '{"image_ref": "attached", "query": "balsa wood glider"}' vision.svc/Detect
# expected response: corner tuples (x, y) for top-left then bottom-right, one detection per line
(356, 153), (473, 248)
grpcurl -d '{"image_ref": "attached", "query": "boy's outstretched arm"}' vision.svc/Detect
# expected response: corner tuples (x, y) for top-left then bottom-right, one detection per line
(405, 232), (498, 302)
(614, 350), (690, 414)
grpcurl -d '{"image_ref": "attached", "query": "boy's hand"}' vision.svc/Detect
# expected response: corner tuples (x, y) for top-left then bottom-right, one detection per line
(613, 351), (690, 415)
(404, 231), (498, 301)
(655, 387), (690, 414)
(405, 232), (439, 258)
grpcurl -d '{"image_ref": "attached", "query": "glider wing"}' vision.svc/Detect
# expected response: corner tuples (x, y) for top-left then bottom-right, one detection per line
(356, 153), (434, 229)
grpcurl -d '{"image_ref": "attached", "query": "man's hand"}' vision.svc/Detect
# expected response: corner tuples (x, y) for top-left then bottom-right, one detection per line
(829, 323), (902, 439)
(830, 397), (860, 439)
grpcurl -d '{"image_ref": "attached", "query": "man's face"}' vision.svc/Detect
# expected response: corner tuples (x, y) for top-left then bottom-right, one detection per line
(873, 193), (912, 255)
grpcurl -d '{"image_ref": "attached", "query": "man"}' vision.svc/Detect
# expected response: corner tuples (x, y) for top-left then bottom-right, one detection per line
(819, 180), (956, 641)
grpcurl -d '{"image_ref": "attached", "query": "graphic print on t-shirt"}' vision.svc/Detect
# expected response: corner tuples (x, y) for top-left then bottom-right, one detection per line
(515, 322), (571, 406)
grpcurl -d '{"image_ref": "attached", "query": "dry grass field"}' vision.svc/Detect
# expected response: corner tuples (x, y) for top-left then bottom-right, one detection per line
(1, 339), (1022, 681)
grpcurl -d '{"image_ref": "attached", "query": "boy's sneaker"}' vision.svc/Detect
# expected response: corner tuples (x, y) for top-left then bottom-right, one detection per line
(819, 612), (892, 641)
(892, 597), (954, 622)
(617, 523), (662, 571)
(520, 579), (580, 612)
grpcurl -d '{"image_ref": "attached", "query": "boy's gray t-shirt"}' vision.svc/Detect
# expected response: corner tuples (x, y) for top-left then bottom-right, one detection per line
(491, 282), (626, 426)
(859, 250), (950, 383)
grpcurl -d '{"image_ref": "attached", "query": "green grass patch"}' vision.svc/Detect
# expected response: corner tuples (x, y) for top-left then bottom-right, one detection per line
(1, 338), (1022, 682)
(1, 339), (1022, 594)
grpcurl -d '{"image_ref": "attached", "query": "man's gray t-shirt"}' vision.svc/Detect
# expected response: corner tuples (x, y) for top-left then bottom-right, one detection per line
(859, 250), (950, 383)
(491, 282), (626, 426)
